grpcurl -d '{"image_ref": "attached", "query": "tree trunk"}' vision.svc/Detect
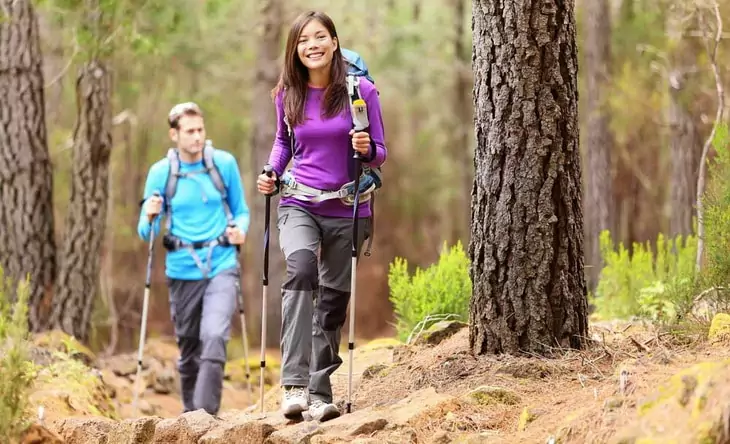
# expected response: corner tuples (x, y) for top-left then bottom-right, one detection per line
(47, 60), (112, 342)
(0, 0), (56, 331)
(666, 11), (701, 239)
(450, 0), (474, 245)
(469, 0), (588, 355)
(668, 81), (699, 238)
(248, 0), (284, 347)
(583, 0), (614, 290)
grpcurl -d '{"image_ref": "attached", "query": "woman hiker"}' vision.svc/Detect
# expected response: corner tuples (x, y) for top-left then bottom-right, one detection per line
(255, 10), (388, 422)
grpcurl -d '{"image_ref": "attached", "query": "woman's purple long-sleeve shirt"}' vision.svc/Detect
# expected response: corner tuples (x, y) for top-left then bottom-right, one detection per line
(267, 77), (387, 219)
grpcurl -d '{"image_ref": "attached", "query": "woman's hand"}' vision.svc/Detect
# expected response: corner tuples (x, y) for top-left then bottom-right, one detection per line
(256, 171), (277, 195)
(350, 129), (370, 156)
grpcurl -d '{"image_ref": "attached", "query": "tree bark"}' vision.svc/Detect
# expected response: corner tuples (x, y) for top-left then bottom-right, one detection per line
(248, 0), (284, 347)
(469, 0), (588, 355)
(0, 0), (56, 331)
(47, 60), (112, 342)
(583, 0), (614, 290)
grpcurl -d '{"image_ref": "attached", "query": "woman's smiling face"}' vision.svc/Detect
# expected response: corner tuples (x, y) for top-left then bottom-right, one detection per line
(297, 18), (338, 72)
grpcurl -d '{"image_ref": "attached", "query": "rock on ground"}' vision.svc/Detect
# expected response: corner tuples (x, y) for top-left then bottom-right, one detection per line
(611, 357), (730, 443)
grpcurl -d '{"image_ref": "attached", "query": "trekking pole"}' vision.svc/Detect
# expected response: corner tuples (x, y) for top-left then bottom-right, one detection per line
(259, 165), (274, 413)
(346, 94), (371, 413)
(346, 154), (363, 415)
(229, 222), (253, 403)
(132, 191), (160, 417)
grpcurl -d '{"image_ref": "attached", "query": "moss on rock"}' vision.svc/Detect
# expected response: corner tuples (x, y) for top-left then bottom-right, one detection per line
(27, 353), (117, 423)
(31, 330), (97, 367)
(611, 358), (730, 443)
(707, 313), (730, 344)
(466, 386), (520, 406)
(413, 321), (467, 346)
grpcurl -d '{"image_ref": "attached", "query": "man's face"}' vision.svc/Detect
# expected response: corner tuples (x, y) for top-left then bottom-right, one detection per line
(170, 114), (205, 156)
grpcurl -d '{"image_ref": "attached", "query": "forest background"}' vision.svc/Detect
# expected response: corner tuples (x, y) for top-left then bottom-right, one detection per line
(1, 0), (727, 357)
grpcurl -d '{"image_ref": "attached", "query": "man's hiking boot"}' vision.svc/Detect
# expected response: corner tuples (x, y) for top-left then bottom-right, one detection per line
(308, 399), (340, 422)
(282, 386), (308, 418)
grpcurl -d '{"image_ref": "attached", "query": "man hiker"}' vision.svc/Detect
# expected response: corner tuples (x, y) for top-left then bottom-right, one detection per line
(137, 101), (251, 415)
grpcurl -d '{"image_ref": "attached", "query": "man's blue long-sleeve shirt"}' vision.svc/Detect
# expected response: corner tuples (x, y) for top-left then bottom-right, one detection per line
(137, 147), (250, 280)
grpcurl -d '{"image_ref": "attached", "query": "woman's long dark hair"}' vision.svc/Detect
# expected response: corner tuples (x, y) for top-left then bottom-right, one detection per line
(271, 11), (350, 127)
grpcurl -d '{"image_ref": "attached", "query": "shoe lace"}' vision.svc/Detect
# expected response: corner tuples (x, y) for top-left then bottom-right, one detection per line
(284, 386), (306, 400)
(310, 399), (326, 409)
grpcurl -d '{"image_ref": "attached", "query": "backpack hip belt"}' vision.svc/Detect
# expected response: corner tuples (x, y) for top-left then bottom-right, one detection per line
(279, 168), (379, 206)
(162, 232), (234, 275)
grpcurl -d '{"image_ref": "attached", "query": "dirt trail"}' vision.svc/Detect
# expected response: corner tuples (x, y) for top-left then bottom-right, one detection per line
(25, 319), (730, 443)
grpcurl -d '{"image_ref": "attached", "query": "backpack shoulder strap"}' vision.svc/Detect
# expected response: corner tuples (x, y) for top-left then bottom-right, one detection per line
(346, 74), (381, 258)
(164, 148), (180, 232)
(165, 148), (180, 201)
(202, 142), (235, 225)
(202, 142), (227, 197)
(346, 74), (361, 103)
(281, 88), (297, 157)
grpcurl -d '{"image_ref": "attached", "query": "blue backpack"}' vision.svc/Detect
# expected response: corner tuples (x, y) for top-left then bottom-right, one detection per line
(342, 48), (382, 257)
(341, 48), (375, 83)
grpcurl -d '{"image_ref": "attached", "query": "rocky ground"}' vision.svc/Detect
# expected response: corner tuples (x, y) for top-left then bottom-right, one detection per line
(16, 314), (730, 443)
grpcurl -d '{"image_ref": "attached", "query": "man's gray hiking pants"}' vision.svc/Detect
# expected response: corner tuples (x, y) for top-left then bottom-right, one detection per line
(167, 266), (238, 415)
(277, 205), (371, 404)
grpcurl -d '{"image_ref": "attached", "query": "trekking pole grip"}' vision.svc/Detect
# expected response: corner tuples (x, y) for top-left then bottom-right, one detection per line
(262, 164), (276, 197)
(226, 221), (241, 252)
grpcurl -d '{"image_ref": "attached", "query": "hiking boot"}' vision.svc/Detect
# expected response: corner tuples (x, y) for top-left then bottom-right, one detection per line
(281, 386), (308, 418)
(308, 399), (340, 422)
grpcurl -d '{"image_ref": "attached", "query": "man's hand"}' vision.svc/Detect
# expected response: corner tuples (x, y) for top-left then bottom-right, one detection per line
(226, 225), (246, 245)
(257, 171), (278, 195)
(145, 194), (163, 223)
(350, 130), (370, 156)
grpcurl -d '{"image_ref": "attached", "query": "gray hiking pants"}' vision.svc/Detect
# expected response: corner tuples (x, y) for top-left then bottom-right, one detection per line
(167, 266), (238, 415)
(277, 205), (370, 404)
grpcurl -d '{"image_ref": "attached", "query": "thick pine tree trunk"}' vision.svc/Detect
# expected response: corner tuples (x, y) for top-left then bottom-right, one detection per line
(248, 0), (284, 347)
(583, 0), (614, 289)
(469, 0), (588, 355)
(48, 60), (112, 342)
(0, 0), (57, 331)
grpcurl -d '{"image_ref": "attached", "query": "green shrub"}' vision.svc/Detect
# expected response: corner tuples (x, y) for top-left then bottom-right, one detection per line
(590, 229), (698, 323)
(591, 123), (730, 325)
(0, 268), (36, 439)
(388, 240), (471, 342)
(701, 122), (730, 295)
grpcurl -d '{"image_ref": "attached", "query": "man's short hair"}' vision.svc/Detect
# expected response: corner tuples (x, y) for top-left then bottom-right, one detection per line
(168, 102), (203, 129)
